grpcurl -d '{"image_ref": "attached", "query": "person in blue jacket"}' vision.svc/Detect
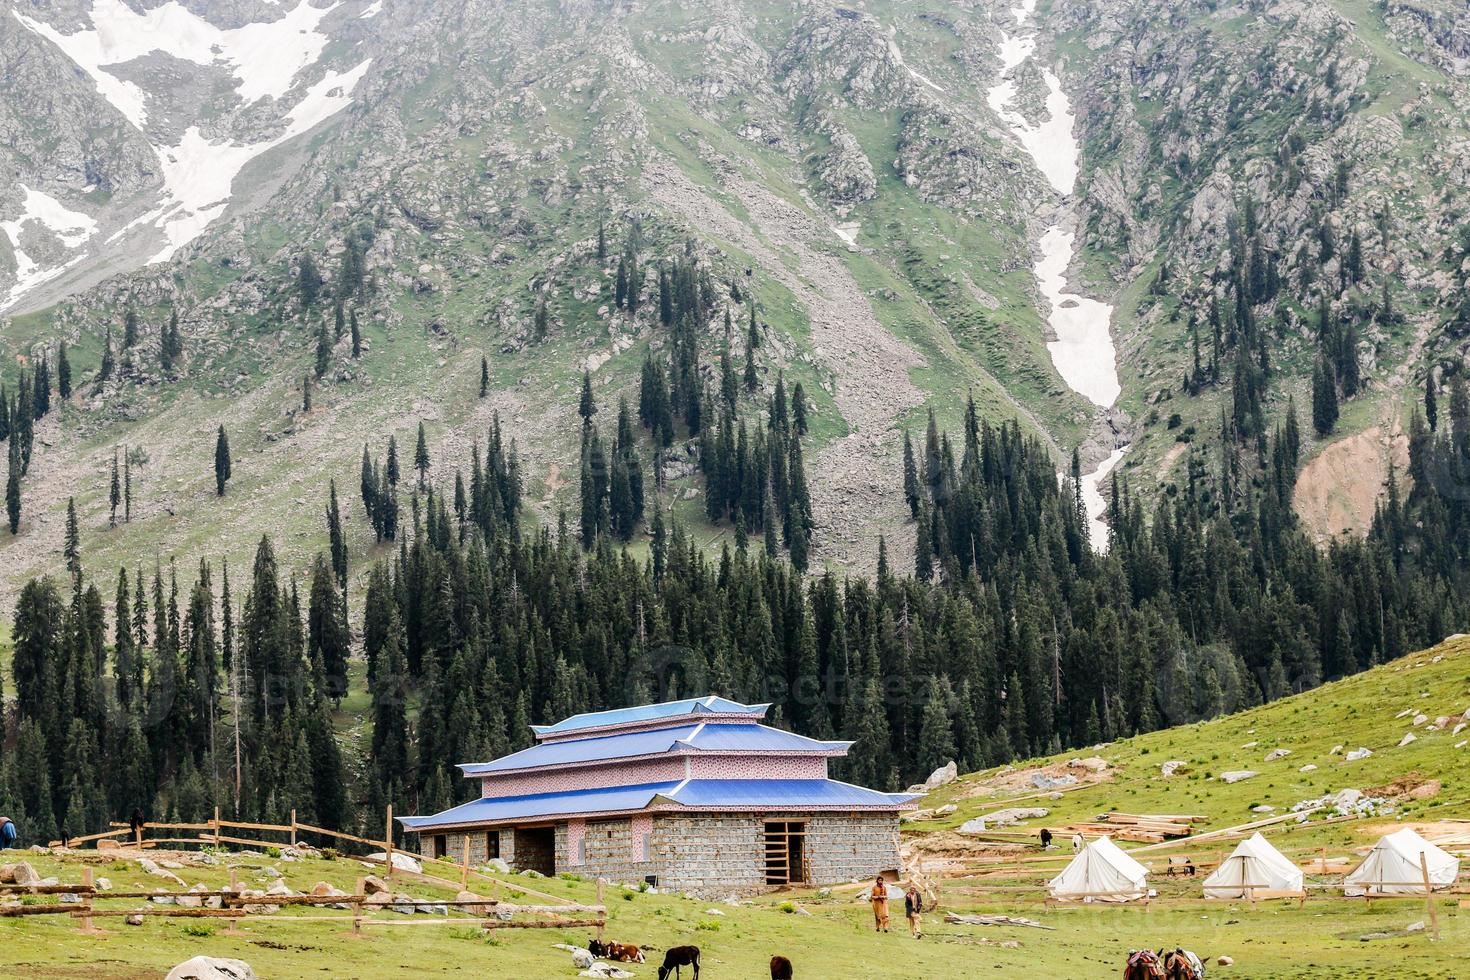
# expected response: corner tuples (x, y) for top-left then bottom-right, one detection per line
(0, 816), (17, 850)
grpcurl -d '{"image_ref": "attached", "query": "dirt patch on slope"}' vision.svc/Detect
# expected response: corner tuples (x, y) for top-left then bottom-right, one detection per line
(642, 154), (925, 572)
(954, 759), (1114, 800)
(1294, 425), (1408, 541)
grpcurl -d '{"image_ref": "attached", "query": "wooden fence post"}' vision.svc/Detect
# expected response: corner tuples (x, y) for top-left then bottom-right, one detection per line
(78, 867), (99, 935)
(213, 807), (221, 849)
(596, 879), (605, 939)
(291, 809), (298, 848)
(385, 805), (394, 880)
(1420, 852), (1439, 941)
(461, 836), (471, 889)
(351, 876), (365, 937)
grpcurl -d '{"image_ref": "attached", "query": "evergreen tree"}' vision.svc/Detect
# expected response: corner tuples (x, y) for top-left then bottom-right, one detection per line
(123, 305), (139, 348)
(57, 343), (71, 401)
(298, 252), (322, 310)
(99, 330), (115, 383)
(1425, 367), (1438, 432)
(33, 354), (50, 418)
(350, 309), (362, 358)
(414, 421), (431, 488)
(160, 310), (183, 374)
(327, 480), (348, 587)
(64, 497), (80, 578)
(480, 355), (490, 398)
(214, 425), (232, 496)
(110, 450), (121, 527)
(315, 320), (332, 378)
(6, 439), (20, 535)
(579, 370), (597, 424)
(1312, 358), (1338, 436)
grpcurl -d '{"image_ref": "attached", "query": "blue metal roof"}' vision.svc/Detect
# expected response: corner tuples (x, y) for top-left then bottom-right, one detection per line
(530, 695), (768, 737)
(460, 723), (850, 775)
(398, 781), (681, 830)
(401, 778), (918, 830)
(662, 779), (921, 809)
(685, 725), (852, 753)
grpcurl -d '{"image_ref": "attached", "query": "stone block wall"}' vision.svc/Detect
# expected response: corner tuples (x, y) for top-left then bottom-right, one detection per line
(649, 814), (766, 894)
(433, 828), (512, 866)
(554, 818), (659, 886)
(427, 811), (901, 896)
(802, 813), (903, 885)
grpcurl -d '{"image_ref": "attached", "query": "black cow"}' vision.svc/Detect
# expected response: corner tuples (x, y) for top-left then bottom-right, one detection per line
(657, 945), (701, 980)
(770, 954), (794, 979)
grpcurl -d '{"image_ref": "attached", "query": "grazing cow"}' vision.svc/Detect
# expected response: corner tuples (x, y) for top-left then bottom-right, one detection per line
(770, 954), (794, 979)
(604, 942), (645, 964)
(657, 945), (701, 980)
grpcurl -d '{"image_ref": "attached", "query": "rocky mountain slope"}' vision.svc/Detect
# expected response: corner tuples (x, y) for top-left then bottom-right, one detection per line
(2, 0), (1468, 599)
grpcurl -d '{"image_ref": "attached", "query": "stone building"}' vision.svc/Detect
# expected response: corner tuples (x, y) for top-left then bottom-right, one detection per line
(400, 696), (917, 895)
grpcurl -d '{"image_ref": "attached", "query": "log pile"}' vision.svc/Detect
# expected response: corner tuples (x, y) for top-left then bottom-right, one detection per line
(1064, 813), (1205, 843)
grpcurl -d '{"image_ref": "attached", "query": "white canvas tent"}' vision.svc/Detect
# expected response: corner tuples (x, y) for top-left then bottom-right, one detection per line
(1048, 836), (1149, 902)
(1344, 828), (1459, 896)
(1202, 832), (1303, 898)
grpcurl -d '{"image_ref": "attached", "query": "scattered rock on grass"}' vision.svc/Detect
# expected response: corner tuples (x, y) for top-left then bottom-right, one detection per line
(163, 957), (257, 980)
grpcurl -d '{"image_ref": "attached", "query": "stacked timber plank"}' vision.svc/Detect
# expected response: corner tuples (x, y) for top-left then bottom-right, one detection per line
(1064, 813), (1205, 844)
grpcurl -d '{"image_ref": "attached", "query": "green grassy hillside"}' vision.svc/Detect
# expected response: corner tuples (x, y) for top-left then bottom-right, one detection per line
(911, 634), (1470, 843)
(4, 636), (1468, 979)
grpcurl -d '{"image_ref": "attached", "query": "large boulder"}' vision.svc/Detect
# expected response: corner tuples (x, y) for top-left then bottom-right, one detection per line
(0, 862), (40, 885)
(177, 884), (212, 909)
(1067, 757), (1109, 772)
(1219, 771), (1258, 784)
(580, 965), (635, 979)
(921, 761), (958, 790)
(571, 948), (595, 969)
(456, 889), (491, 915)
(362, 875), (390, 895)
(366, 852), (422, 874)
(164, 957), (257, 980)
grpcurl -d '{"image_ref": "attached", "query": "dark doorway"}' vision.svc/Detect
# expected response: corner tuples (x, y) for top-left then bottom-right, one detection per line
(763, 821), (807, 885)
(515, 826), (556, 876)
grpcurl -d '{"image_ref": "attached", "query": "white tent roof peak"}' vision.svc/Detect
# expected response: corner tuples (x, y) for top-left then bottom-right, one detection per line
(1202, 832), (1303, 898)
(1344, 827), (1459, 896)
(1048, 835), (1149, 902)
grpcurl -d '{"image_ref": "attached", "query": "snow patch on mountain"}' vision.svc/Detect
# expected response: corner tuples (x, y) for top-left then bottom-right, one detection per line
(15, 0), (342, 127)
(147, 59), (372, 262)
(1, 186), (99, 308)
(9, 0), (370, 300)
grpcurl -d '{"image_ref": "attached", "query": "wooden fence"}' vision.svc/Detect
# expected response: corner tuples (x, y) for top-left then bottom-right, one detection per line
(51, 806), (421, 875)
(1, 864), (607, 937)
(26, 806), (608, 936)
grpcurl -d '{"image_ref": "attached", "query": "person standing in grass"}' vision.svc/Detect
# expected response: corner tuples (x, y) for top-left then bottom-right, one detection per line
(869, 875), (890, 933)
(903, 883), (924, 939)
(0, 816), (17, 850)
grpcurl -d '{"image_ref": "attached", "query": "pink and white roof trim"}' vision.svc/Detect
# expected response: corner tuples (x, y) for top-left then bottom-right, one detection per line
(459, 722), (851, 776)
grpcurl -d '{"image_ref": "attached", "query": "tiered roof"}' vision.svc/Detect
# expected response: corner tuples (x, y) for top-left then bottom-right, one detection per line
(402, 695), (919, 832)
